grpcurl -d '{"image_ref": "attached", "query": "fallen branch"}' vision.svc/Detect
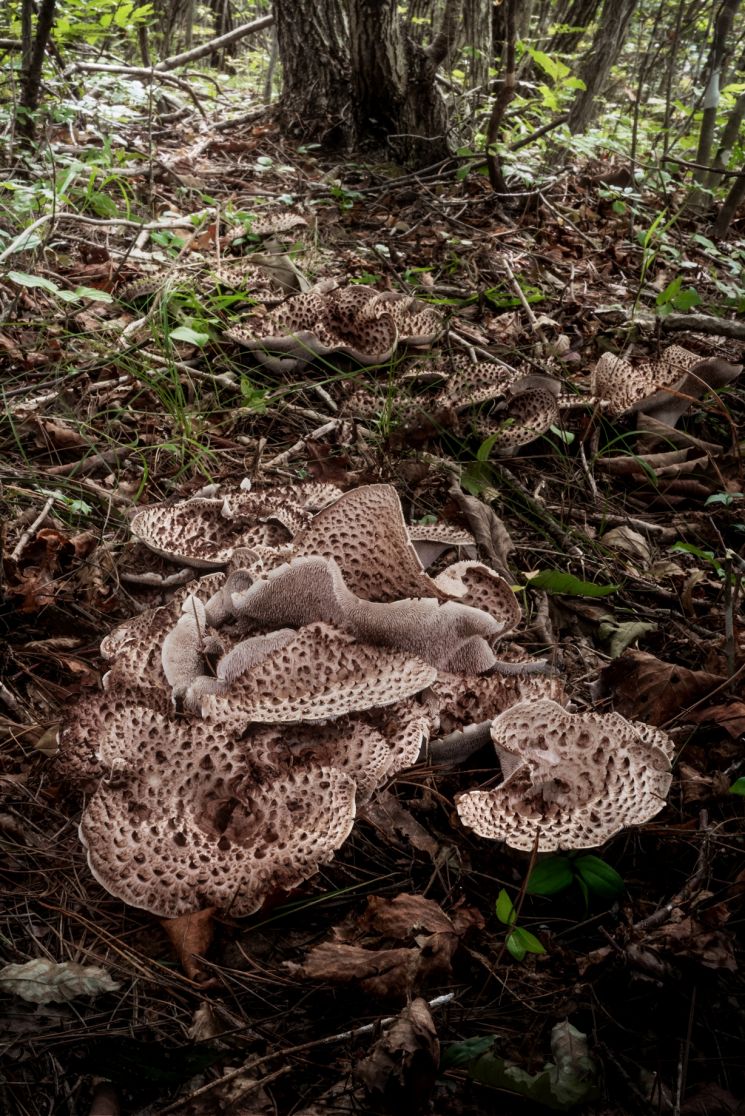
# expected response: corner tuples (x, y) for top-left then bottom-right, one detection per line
(155, 13), (273, 71)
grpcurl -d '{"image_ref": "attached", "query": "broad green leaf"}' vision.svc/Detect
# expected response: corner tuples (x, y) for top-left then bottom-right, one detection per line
(496, 888), (516, 926)
(8, 270), (60, 294)
(673, 287), (700, 311)
(526, 570), (618, 598)
(169, 325), (210, 346)
(705, 492), (742, 506)
(575, 855), (625, 898)
(463, 1021), (598, 1110)
(527, 856), (574, 896)
(729, 777), (745, 795)
(72, 286), (113, 303)
(509, 926), (546, 956)
(656, 277), (682, 306)
(506, 929), (527, 961)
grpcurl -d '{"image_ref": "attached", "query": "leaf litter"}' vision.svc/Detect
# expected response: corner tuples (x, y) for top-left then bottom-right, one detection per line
(0, 106), (743, 1116)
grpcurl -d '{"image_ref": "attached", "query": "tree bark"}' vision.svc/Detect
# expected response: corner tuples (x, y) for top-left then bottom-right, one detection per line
(567, 0), (637, 134)
(545, 0), (601, 58)
(17, 0), (57, 144)
(713, 161), (745, 238)
(486, 0), (517, 193)
(461, 0), (491, 94)
(348, 0), (457, 165)
(273, 0), (353, 148)
(693, 0), (741, 183)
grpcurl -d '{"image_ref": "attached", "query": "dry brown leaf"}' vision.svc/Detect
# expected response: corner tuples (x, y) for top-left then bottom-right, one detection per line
(688, 701), (745, 740)
(289, 894), (481, 999)
(355, 998), (439, 1112)
(600, 650), (725, 724)
(161, 908), (216, 983)
(361, 791), (439, 858)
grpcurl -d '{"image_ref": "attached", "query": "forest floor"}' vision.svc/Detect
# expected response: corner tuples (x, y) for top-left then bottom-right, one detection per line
(1, 109), (745, 1116)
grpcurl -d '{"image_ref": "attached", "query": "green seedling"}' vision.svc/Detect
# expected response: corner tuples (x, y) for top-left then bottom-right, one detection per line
(496, 889), (546, 962)
(527, 853), (625, 906)
(729, 778), (745, 796)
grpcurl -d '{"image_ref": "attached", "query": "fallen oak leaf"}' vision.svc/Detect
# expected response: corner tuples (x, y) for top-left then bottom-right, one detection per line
(0, 959), (120, 1003)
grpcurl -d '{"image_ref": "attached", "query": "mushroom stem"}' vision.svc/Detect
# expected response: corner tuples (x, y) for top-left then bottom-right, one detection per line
(423, 720), (494, 765)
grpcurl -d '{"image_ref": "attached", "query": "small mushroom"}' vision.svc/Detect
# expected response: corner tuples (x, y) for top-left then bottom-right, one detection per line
(456, 698), (674, 850)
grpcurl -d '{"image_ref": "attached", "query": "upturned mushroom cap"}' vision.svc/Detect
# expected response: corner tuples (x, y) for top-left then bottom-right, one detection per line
(225, 555), (509, 674)
(77, 704), (358, 917)
(455, 698), (673, 850)
(592, 345), (742, 420)
(291, 485), (451, 602)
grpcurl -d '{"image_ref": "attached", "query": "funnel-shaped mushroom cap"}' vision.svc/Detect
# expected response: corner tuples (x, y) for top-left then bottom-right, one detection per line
(79, 705), (358, 917)
(291, 485), (450, 602)
(592, 345), (742, 419)
(456, 699), (673, 850)
(200, 622), (437, 728)
(474, 376), (561, 451)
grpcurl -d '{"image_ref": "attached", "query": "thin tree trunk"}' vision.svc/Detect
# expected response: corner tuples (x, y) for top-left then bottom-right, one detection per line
(705, 89), (745, 189)
(693, 0), (741, 183)
(546, 0), (601, 57)
(486, 0), (517, 194)
(461, 0), (491, 94)
(567, 0), (637, 134)
(17, 0), (57, 144)
(713, 161), (745, 238)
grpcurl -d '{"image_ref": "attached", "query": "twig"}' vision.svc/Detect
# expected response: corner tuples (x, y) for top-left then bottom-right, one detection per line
(264, 420), (339, 469)
(156, 993), (454, 1114)
(10, 495), (55, 560)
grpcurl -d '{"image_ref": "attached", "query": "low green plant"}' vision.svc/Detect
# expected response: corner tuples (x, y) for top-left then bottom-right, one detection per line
(527, 853), (625, 904)
(496, 888), (546, 962)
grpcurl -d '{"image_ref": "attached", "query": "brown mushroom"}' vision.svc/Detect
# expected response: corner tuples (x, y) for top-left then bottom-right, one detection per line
(455, 698), (674, 850)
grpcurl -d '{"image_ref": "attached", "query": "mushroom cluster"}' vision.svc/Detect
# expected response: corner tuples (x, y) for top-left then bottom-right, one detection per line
(59, 483), (675, 918)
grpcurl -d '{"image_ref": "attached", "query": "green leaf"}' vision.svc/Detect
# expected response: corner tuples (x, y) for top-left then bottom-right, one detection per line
(72, 285), (113, 303)
(527, 856), (574, 896)
(169, 325), (210, 346)
(574, 855), (625, 898)
(672, 287), (700, 311)
(442, 1035), (495, 1069)
(656, 276), (682, 307)
(612, 199), (627, 214)
(599, 619), (658, 659)
(509, 926), (546, 956)
(705, 492), (743, 506)
(549, 425), (575, 445)
(8, 270), (60, 294)
(526, 570), (619, 598)
(496, 888), (516, 926)
(506, 929), (527, 961)
(729, 777), (745, 796)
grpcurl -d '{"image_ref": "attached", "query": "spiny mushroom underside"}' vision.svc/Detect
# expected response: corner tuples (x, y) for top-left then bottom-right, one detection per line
(455, 699), (674, 851)
(60, 483), (675, 917)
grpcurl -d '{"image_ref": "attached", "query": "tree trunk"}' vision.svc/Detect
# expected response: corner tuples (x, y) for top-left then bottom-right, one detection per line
(273, 0), (353, 148)
(17, 0), (57, 144)
(348, 0), (459, 164)
(693, 0), (742, 183)
(461, 0), (491, 94)
(567, 0), (637, 134)
(545, 0), (602, 58)
(274, 0), (460, 167)
(712, 160), (745, 238)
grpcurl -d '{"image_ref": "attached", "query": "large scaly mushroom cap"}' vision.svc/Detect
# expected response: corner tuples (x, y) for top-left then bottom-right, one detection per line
(195, 622), (438, 729)
(130, 482), (341, 568)
(456, 698), (674, 851)
(226, 283), (441, 374)
(592, 345), (742, 420)
(76, 703), (358, 918)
